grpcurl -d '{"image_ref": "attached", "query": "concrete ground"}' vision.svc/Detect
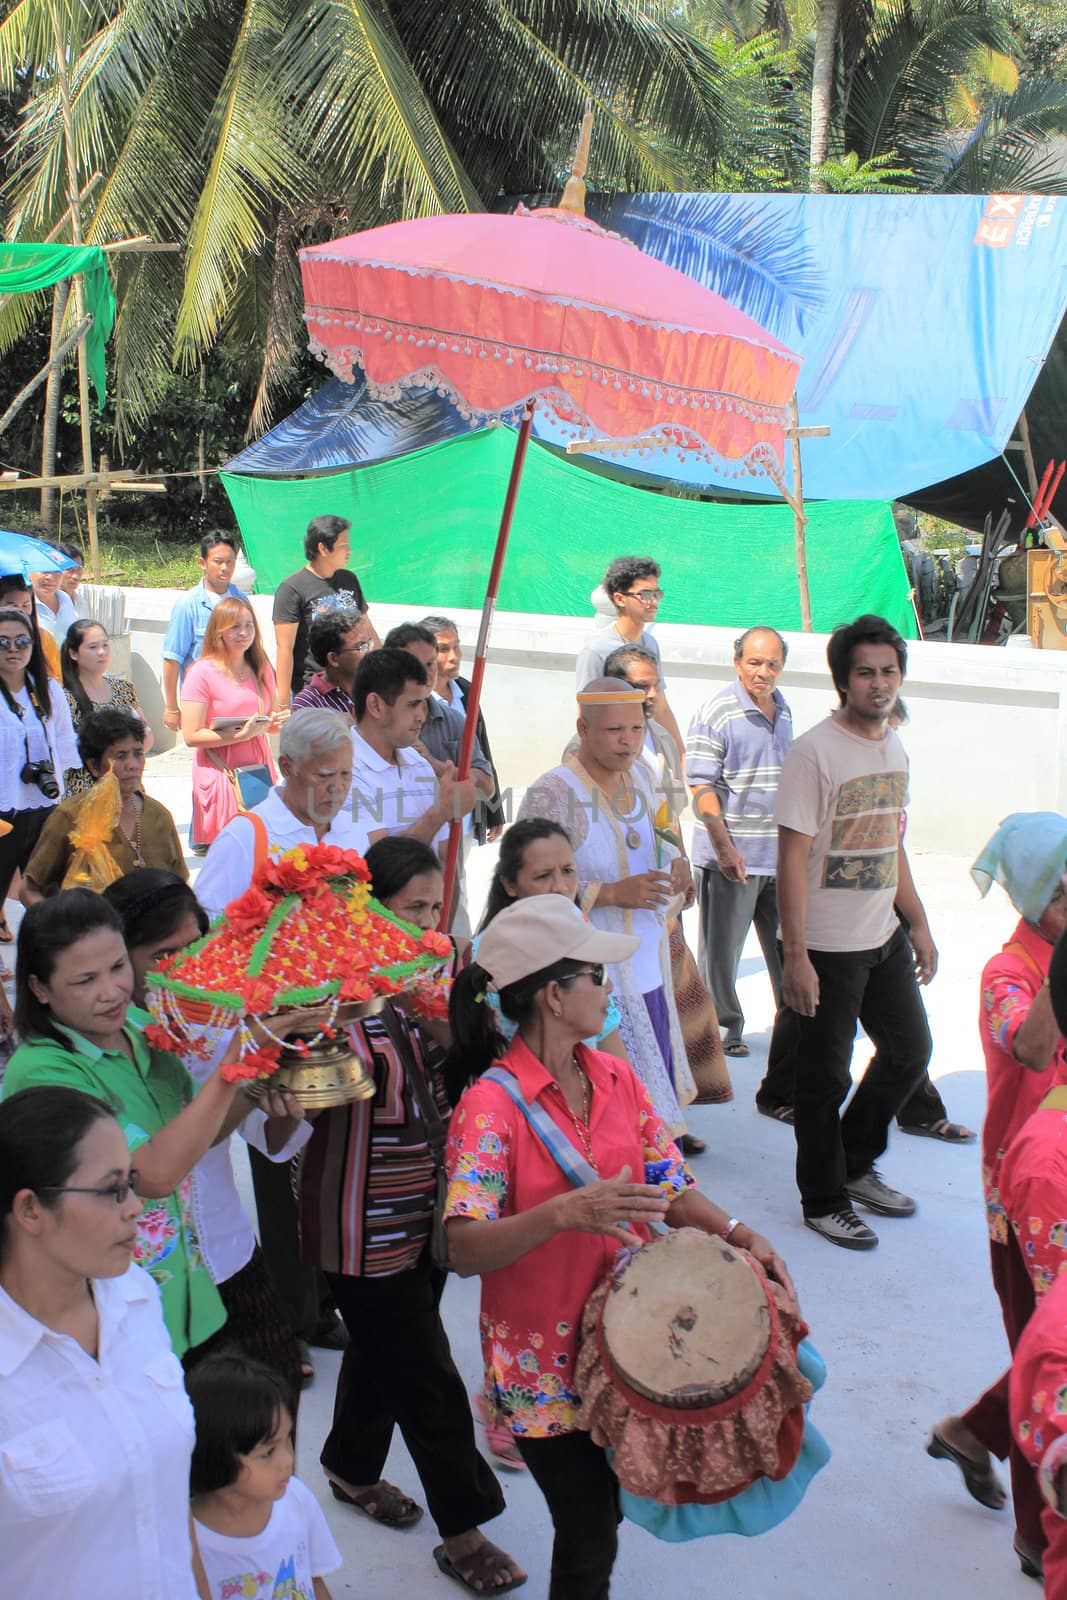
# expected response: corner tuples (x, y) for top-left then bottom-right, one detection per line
(12, 747), (1039, 1599)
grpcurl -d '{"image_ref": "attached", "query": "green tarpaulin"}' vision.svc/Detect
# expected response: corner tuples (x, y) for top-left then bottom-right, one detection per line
(222, 428), (916, 637)
(0, 243), (115, 407)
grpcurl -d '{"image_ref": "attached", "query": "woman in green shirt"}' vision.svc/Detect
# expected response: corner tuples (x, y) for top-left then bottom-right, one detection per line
(2, 889), (295, 1360)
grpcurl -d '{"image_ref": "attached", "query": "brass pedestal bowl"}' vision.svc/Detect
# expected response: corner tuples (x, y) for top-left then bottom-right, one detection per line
(243, 996), (388, 1109)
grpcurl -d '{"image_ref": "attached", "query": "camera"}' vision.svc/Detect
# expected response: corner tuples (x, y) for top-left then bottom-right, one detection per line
(20, 759), (59, 800)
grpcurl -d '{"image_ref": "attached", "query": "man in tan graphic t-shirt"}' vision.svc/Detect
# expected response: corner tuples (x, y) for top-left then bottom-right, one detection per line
(766, 615), (937, 1252)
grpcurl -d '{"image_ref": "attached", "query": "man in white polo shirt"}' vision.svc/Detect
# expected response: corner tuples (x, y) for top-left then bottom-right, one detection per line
(350, 646), (478, 864)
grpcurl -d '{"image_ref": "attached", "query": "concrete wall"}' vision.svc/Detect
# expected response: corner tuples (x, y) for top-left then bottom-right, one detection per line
(120, 587), (1067, 858)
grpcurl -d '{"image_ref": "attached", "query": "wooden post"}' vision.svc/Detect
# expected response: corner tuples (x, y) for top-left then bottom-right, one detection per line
(53, 7), (101, 580)
(787, 393), (812, 632)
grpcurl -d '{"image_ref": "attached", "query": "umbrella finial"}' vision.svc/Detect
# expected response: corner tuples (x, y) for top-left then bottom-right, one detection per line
(558, 104), (594, 216)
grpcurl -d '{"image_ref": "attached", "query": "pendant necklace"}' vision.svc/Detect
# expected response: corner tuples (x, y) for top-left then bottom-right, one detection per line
(614, 776), (641, 850)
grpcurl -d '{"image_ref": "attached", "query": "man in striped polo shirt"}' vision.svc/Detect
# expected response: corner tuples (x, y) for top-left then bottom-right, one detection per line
(686, 628), (792, 1059)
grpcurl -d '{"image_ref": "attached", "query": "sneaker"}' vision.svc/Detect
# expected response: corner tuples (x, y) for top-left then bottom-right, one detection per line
(846, 1166), (917, 1217)
(804, 1208), (879, 1250)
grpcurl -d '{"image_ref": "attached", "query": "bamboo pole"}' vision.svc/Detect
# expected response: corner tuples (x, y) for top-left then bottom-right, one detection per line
(0, 314), (92, 439)
(53, 6), (101, 580)
(787, 393), (812, 632)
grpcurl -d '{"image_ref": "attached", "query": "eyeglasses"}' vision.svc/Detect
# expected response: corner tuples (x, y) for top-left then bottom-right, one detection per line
(559, 964), (606, 988)
(625, 588), (664, 604)
(39, 1171), (140, 1204)
(337, 640), (373, 655)
(0, 635), (33, 652)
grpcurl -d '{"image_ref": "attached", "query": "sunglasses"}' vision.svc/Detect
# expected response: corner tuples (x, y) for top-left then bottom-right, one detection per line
(39, 1170), (140, 1204)
(559, 964), (606, 988)
(0, 635), (32, 652)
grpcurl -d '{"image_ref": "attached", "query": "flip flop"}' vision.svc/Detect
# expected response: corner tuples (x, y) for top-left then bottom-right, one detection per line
(474, 1392), (526, 1471)
(329, 1477), (424, 1528)
(433, 1541), (527, 1594)
(723, 1041), (749, 1057)
(899, 1118), (976, 1144)
(926, 1429), (1006, 1510)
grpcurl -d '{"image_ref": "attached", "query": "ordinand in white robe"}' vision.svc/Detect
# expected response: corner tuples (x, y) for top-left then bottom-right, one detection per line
(519, 753), (695, 1133)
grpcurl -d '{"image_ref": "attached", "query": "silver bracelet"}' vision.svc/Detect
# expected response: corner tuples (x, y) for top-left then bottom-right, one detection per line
(722, 1217), (742, 1242)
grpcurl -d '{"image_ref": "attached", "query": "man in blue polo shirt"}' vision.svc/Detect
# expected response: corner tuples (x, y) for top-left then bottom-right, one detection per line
(686, 626), (792, 1061)
(161, 533), (246, 730)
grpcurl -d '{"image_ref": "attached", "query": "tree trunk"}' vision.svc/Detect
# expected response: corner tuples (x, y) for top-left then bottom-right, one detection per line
(39, 278), (71, 532)
(809, 0), (841, 187)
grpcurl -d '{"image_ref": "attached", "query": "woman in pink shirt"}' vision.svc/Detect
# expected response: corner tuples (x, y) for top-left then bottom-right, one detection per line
(180, 598), (280, 848)
(444, 894), (791, 1600)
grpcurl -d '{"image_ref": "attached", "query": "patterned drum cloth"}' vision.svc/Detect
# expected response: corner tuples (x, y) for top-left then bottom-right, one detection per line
(575, 1228), (812, 1506)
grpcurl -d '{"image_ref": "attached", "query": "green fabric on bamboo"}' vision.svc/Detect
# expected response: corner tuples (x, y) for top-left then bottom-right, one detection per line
(0, 243), (115, 407)
(221, 427), (917, 637)
(2, 1016), (226, 1358)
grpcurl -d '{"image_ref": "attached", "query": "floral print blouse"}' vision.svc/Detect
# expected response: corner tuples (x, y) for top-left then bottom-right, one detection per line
(445, 1036), (691, 1438)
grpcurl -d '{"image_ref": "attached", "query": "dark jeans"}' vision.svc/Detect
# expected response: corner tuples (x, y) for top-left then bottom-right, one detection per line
(322, 1256), (504, 1540)
(248, 1147), (335, 1342)
(0, 804), (53, 901)
(769, 924), (931, 1215)
(517, 1431), (621, 1600)
(961, 1238), (1044, 1551)
(696, 865), (783, 1045)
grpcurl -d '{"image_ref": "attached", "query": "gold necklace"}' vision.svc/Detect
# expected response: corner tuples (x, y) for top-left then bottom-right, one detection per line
(553, 1059), (598, 1173)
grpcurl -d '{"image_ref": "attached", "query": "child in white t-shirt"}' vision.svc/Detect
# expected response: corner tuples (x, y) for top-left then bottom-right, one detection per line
(188, 1353), (341, 1600)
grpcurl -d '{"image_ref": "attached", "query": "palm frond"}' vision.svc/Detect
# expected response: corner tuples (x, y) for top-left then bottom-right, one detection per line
(615, 191), (825, 338)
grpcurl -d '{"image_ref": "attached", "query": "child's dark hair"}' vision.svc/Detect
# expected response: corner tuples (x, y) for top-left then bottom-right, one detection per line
(187, 1352), (294, 1496)
(478, 819), (573, 931)
(14, 890), (125, 1042)
(443, 955), (587, 1104)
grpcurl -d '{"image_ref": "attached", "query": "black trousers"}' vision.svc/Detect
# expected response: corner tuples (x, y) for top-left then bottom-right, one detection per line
(248, 1147), (335, 1342)
(516, 1431), (621, 1600)
(322, 1256), (505, 1540)
(696, 865), (783, 1045)
(768, 924), (931, 1216)
(0, 804), (53, 901)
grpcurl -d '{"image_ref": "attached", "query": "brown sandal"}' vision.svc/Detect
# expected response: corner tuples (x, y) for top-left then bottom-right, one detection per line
(433, 1540), (527, 1594)
(328, 1477), (424, 1527)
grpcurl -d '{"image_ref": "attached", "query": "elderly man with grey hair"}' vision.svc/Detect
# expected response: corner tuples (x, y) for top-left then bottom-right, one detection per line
(193, 706), (368, 1369)
(195, 705), (368, 919)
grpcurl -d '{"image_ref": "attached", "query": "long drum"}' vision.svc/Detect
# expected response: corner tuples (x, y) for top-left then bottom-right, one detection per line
(575, 1228), (813, 1507)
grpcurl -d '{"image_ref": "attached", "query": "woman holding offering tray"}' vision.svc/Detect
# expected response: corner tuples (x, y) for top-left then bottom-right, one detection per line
(444, 894), (793, 1600)
(1, 890), (303, 1362)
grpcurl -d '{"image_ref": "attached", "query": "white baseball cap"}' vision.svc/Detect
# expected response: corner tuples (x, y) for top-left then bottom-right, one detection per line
(476, 894), (638, 992)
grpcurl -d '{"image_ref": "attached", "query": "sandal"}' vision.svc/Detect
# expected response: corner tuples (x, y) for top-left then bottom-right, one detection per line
(328, 1477), (424, 1528)
(723, 1040), (749, 1057)
(899, 1118), (976, 1144)
(433, 1540), (526, 1594)
(926, 1429), (1006, 1510)
(474, 1392), (526, 1471)
(756, 1101), (795, 1125)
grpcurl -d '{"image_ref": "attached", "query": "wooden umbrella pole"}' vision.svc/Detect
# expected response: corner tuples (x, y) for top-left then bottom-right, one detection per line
(439, 408), (534, 925)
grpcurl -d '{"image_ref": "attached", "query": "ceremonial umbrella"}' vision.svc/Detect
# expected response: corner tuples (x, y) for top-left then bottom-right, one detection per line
(300, 124), (801, 911)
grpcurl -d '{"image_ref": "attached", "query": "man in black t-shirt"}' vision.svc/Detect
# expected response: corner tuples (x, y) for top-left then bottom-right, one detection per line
(272, 515), (380, 707)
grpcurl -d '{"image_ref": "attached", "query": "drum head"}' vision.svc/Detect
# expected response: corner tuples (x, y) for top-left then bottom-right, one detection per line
(601, 1229), (771, 1410)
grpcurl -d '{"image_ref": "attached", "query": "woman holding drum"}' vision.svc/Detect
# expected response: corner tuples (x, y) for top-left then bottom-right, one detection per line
(444, 894), (794, 1600)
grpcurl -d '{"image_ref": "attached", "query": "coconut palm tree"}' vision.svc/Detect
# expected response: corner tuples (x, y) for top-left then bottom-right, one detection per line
(0, 0), (737, 436)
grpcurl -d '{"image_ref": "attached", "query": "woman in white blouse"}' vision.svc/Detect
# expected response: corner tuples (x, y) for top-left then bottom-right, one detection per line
(0, 605), (79, 914)
(0, 1084), (198, 1599)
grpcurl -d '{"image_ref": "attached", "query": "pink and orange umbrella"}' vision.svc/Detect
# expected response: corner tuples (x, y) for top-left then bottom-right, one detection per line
(300, 131), (801, 915)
